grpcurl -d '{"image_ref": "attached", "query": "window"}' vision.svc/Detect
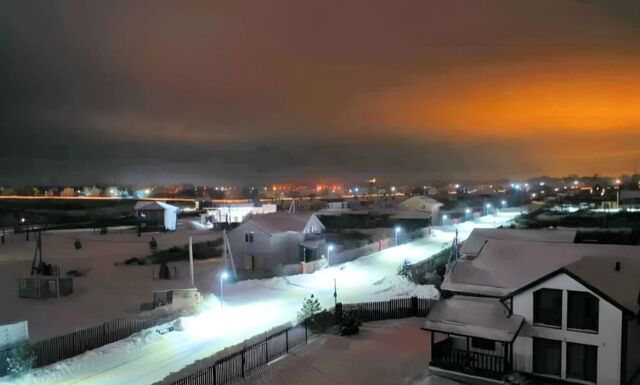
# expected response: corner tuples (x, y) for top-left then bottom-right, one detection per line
(244, 232), (254, 243)
(533, 288), (562, 327)
(566, 342), (597, 383)
(567, 291), (599, 332)
(533, 338), (561, 376)
(471, 337), (495, 351)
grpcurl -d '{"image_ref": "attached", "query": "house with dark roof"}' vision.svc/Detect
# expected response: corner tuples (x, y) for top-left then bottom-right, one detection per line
(424, 228), (640, 385)
(227, 212), (326, 276)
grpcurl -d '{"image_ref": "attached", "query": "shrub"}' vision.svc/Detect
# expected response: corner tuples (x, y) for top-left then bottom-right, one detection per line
(6, 344), (36, 377)
(397, 259), (412, 279)
(339, 312), (361, 336)
(297, 294), (321, 324)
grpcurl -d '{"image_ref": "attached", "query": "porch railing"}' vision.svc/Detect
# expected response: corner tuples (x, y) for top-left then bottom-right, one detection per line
(431, 338), (506, 379)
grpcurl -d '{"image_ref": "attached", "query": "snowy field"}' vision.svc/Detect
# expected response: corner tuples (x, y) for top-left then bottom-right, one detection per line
(0, 224), (223, 340)
(0, 211), (518, 385)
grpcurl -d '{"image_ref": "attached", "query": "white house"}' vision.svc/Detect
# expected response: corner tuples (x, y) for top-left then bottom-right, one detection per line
(202, 203), (277, 225)
(424, 229), (640, 385)
(134, 201), (179, 231)
(227, 212), (326, 274)
(397, 196), (443, 223)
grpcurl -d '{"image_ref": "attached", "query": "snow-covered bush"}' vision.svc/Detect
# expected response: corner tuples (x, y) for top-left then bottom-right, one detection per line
(397, 259), (412, 279)
(5, 344), (36, 377)
(339, 312), (361, 336)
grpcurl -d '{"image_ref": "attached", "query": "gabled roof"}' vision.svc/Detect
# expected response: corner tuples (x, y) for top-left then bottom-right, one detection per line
(247, 212), (324, 234)
(134, 201), (179, 211)
(443, 238), (640, 298)
(504, 256), (640, 315)
(398, 195), (443, 207)
(459, 228), (577, 257)
(423, 296), (524, 342)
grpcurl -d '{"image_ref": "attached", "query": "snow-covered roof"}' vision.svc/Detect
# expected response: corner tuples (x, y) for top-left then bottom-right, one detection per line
(398, 195), (442, 207)
(444, 238), (640, 299)
(524, 256), (640, 315)
(248, 212), (324, 234)
(423, 296), (524, 342)
(459, 228), (577, 257)
(134, 201), (179, 211)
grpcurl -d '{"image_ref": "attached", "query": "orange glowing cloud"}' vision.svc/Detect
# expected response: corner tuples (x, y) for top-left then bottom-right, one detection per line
(353, 52), (640, 139)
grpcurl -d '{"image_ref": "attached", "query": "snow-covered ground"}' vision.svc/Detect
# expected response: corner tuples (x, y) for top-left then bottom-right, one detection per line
(0, 224), (223, 340)
(1, 211), (518, 385)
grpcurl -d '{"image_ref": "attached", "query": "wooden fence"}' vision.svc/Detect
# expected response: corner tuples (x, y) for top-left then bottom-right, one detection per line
(164, 296), (439, 385)
(0, 318), (162, 376)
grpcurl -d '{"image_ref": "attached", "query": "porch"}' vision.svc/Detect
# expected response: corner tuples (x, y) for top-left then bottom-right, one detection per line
(430, 335), (510, 380)
(423, 296), (524, 382)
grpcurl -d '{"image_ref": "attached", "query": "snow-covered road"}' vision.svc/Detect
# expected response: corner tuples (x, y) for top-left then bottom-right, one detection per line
(1, 212), (518, 385)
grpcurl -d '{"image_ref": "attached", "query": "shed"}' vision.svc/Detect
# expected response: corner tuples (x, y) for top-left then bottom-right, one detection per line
(135, 201), (179, 231)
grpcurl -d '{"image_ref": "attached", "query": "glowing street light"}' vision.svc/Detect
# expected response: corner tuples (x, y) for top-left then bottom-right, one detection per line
(327, 244), (334, 266)
(501, 200), (507, 207)
(395, 226), (402, 246)
(220, 271), (229, 313)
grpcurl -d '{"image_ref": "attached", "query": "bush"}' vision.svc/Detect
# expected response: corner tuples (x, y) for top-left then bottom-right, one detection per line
(297, 294), (321, 324)
(5, 344), (36, 377)
(397, 259), (412, 279)
(339, 312), (361, 336)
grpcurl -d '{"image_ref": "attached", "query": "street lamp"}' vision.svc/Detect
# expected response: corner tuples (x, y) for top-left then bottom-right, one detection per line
(464, 209), (471, 220)
(442, 214), (448, 225)
(485, 203), (492, 215)
(327, 244), (334, 266)
(220, 271), (229, 313)
(395, 226), (402, 246)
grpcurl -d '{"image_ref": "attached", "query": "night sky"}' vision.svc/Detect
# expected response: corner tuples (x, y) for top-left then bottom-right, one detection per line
(1, 1), (640, 185)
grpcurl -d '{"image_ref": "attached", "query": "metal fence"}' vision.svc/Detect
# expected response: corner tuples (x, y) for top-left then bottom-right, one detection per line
(166, 324), (307, 385)
(0, 318), (162, 376)
(165, 296), (439, 385)
(341, 297), (439, 322)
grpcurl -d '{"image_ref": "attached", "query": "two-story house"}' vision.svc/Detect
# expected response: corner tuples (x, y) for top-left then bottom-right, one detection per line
(227, 212), (326, 276)
(424, 229), (640, 385)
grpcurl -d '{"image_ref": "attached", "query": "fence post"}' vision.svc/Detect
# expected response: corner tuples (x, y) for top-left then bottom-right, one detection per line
(411, 296), (418, 316)
(241, 348), (245, 378)
(285, 329), (289, 353)
(304, 321), (308, 344)
(265, 335), (269, 362)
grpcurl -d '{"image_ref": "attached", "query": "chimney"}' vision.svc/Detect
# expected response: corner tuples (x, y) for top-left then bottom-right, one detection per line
(615, 261), (621, 272)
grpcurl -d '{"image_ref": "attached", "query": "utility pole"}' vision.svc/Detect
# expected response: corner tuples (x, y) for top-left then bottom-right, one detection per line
(188, 236), (195, 287)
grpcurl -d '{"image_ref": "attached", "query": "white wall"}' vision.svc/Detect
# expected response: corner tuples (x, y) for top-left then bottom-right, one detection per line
(512, 273), (622, 385)
(228, 223), (304, 271)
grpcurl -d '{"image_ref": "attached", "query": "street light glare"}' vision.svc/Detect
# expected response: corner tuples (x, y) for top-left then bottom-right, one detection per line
(221, 271), (229, 280)
(395, 226), (401, 233)
(328, 245), (334, 251)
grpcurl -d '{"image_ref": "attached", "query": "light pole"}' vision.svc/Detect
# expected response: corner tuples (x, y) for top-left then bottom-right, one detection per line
(327, 244), (334, 266)
(220, 271), (229, 313)
(442, 214), (448, 226)
(501, 200), (507, 208)
(395, 226), (401, 246)
(464, 209), (471, 221)
(485, 203), (492, 216)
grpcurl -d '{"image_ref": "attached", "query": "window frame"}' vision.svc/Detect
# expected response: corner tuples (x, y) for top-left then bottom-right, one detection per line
(532, 337), (562, 377)
(567, 290), (599, 333)
(244, 232), (254, 243)
(533, 288), (563, 328)
(566, 342), (598, 383)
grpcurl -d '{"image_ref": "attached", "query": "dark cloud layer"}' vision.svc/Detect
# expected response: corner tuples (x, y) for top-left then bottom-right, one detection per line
(1, 1), (639, 185)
